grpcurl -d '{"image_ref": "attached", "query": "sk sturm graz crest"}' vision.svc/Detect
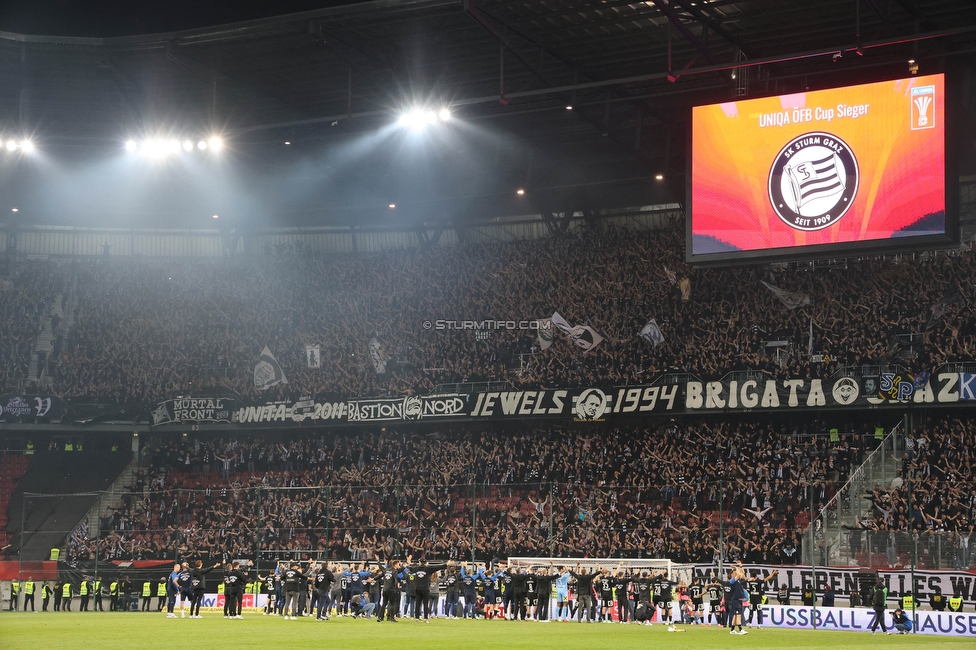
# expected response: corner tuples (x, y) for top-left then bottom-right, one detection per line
(768, 131), (859, 231)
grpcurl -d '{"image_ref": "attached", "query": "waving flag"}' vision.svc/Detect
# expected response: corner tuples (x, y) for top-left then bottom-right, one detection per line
(254, 346), (287, 391)
(785, 153), (845, 211)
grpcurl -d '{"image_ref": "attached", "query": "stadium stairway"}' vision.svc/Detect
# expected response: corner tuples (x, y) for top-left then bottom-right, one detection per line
(0, 453), (31, 552)
(26, 292), (63, 385)
(3, 451), (132, 561)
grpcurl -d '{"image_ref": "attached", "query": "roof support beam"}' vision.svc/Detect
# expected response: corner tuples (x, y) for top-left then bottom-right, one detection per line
(647, 0), (713, 64)
(671, 0), (755, 57)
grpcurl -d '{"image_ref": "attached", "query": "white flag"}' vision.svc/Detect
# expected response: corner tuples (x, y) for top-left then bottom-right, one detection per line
(306, 345), (321, 368)
(536, 319), (554, 351)
(663, 266), (677, 286)
(639, 319), (665, 348)
(761, 281), (812, 309)
(551, 311), (604, 352)
(368, 338), (387, 375)
(254, 346), (287, 391)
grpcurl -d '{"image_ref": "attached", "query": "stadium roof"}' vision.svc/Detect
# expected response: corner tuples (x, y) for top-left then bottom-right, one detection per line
(0, 0), (974, 228)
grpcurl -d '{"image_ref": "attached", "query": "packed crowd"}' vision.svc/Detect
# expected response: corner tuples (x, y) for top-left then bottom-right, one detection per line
(63, 417), (895, 564)
(0, 260), (65, 391)
(0, 218), (970, 403)
(845, 417), (975, 569)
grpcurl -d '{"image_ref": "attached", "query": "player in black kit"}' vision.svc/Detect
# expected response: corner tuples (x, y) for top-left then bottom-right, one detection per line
(688, 577), (705, 625)
(746, 570), (778, 629)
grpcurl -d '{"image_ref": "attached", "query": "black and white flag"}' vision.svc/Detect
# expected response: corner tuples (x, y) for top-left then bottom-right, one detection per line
(254, 346), (287, 391)
(639, 319), (665, 347)
(306, 345), (321, 369)
(551, 311), (604, 352)
(369, 338), (387, 374)
(761, 281), (812, 309)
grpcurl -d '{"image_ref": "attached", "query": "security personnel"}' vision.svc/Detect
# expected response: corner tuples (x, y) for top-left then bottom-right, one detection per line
(53, 580), (62, 611)
(9, 578), (19, 610)
(901, 592), (914, 612)
(801, 586), (814, 606)
(93, 577), (104, 611)
(776, 584), (791, 606)
(930, 593), (946, 611)
(23, 577), (36, 611)
(42, 582), (53, 611)
(64, 441), (74, 451)
(61, 580), (73, 611)
(25, 441), (34, 455)
(142, 580), (153, 611)
(79, 577), (90, 611)
(157, 578), (168, 611)
(948, 596), (963, 612)
(110, 579), (120, 612)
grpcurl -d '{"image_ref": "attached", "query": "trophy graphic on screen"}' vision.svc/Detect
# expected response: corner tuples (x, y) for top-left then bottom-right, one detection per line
(910, 85), (935, 130)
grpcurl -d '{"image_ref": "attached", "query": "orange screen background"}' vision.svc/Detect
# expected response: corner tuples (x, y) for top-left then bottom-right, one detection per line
(691, 74), (945, 254)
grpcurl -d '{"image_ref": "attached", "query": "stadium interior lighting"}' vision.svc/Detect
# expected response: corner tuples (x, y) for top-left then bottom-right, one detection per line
(125, 140), (137, 152)
(19, 140), (34, 153)
(208, 136), (223, 151)
(516, 188), (525, 196)
(655, 174), (664, 180)
(197, 140), (207, 150)
(11, 208), (18, 212)
(212, 214), (219, 219)
(388, 203), (396, 209)
(284, 141), (291, 145)
(398, 107), (452, 130)
(5, 140), (17, 151)
(565, 105), (573, 110)
(182, 139), (194, 152)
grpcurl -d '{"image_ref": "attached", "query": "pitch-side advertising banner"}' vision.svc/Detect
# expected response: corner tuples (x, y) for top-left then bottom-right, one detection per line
(762, 605), (976, 637)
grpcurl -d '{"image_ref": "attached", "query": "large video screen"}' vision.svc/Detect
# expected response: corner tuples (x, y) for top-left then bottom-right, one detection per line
(689, 73), (948, 263)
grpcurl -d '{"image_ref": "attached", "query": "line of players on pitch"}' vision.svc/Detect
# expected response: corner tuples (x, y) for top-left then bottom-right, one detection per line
(164, 555), (781, 633)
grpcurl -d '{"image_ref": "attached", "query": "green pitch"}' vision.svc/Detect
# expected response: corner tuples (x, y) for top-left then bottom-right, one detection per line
(0, 612), (971, 649)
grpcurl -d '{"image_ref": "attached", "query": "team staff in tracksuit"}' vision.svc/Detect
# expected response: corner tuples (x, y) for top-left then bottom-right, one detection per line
(190, 560), (222, 618)
(313, 563), (334, 620)
(374, 560), (405, 622)
(405, 557), (453, 622)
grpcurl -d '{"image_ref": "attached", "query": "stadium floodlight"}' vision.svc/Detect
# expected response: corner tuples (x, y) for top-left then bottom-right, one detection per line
(438, 108), (451, 122)
(168, 139), (181, 154)
(182, 139), (194, 152)
(19, 140), (34, 153)
(516, 188), (525, 196)
(398, 109), (438, 131)
(388, 203), (396, 209)
(212, 214), (219, 219)
(208, 137), (223, 151)
(197, 140), (208, 150)
(11, 207), (18, 212)
(125, 140), (138, 152)
(5, 140), (18, 151)
(655, 174), (664, 180)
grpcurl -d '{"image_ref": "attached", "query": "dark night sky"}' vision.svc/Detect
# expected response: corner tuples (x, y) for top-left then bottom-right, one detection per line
(0, 1), (368, 37)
